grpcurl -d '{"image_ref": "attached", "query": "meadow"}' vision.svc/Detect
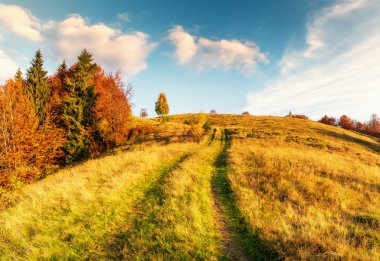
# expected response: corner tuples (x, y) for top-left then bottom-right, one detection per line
(0, 114), (379, 260)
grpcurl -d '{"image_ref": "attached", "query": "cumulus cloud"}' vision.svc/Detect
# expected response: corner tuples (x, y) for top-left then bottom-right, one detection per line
(168, 25), (268, 74)
(49, 15), (156, 76)
(0, 50), (18, 82)
(245, 0), (380, 120)
(0, 4), (42, 41)
(0, 4), (156, 77)
(168, 25), (197, 64)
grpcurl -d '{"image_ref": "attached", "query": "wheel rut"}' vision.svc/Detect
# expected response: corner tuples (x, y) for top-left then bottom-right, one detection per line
(212, 133), (248, 260)
(212, 186), (248, 260)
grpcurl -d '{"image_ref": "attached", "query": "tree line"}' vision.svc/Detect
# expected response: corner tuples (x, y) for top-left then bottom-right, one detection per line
(319, 114), (380, 137)
(0, 49), (132, 191)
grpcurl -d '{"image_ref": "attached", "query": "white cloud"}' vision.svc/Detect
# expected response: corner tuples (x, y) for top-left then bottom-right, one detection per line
(0, 4), (155, 77)
(245, 0), (380, 120)
(0, 4), (42, 41)
(168, 25), (268, 74)
(0, 50), (18, 83)
(168, 25), (197, 65)
(117, 13), (130, 23)
(49, 15), (156, 76)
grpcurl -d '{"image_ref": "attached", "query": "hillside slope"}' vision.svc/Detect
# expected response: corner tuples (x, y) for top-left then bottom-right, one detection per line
(0, 114), (379, 260)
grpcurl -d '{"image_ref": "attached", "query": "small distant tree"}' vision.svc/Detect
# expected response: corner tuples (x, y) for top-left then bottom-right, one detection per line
(155, 93), (169, 120)
(338, 115), (355, 130)
(210, 109), (216, 114)
(242, 111), (250, 116)
(354, 120), (366, 133)
(367, 114), (380, 135)
(288, 111), (293, 118)
(14, 68), (23, 82)
(140, 108), (148, 118)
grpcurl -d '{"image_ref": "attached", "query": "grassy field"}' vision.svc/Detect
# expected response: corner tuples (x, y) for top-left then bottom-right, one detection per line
(0, 142), (198, 259)
(223, 116), (380, 260)
(1, 114), (379, 260)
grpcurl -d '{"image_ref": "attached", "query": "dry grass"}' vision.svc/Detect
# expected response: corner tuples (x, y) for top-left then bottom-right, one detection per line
(1, 113), (379, 260)
(225, 116), (380, 260)
(0, 142), (196, 259)
(117, 139), (223, 259)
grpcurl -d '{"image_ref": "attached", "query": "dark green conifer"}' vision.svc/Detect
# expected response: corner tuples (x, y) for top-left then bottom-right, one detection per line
(61, 49), (98, 164)
(57, 60), (68, 82)
(25, 49), (51, 125)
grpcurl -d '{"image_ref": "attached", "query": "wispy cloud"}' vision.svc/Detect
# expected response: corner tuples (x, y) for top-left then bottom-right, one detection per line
(245, 0), (380, 120)
(117, 13), (130, 23)
(168, 25), (268, 75)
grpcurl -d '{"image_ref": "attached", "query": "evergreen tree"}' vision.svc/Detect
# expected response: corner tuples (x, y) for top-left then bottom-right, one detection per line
(61, 49), (98, 164)
(57, 60), (68, 82)
(14, 68), (23, 82)
(155, 93), (169, 119)
(25, 50), (51, 125)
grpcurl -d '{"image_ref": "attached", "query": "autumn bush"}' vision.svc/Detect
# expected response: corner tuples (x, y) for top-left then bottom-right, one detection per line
(318, 115), (336, 126)
(292, 114), (309, 120)
(185, 113), (209, 141)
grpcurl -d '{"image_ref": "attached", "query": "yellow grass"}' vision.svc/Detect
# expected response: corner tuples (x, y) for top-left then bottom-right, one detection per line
(118, 139), (223, 259)
(1, 114), (379, 259)
(0, 142), (197, 259)
(226, 116), (380, 260)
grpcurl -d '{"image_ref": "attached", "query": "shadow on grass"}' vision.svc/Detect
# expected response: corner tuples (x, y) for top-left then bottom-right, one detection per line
(315, 128), (380, 154)
(214, 129), (279, 260)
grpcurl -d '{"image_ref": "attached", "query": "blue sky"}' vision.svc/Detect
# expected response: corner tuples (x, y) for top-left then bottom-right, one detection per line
(0, 0), (379, 120)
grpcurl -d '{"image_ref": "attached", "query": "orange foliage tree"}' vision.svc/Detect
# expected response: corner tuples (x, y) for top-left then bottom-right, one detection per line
(319, 115), (336, 126)
(0, 79), (65, 189)
(94, 69), (132, 147)
(338, 115), (355, 130)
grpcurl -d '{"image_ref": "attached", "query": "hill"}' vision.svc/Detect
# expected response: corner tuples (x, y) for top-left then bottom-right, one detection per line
(0, 114), (379, 260)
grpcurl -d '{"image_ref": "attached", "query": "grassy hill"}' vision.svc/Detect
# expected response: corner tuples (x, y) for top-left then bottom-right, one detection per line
(0, 114), (379, 260)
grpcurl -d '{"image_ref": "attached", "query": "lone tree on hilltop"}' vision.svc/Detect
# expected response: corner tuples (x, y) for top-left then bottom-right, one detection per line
(155, 93), (169, 120)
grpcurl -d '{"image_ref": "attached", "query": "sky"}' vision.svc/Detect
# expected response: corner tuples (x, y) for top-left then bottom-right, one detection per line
(0, 0), (379, 120)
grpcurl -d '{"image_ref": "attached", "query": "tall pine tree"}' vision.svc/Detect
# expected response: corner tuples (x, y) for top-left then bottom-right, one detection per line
(62, 49), (98, 164)
(25, 50), (51, 125)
